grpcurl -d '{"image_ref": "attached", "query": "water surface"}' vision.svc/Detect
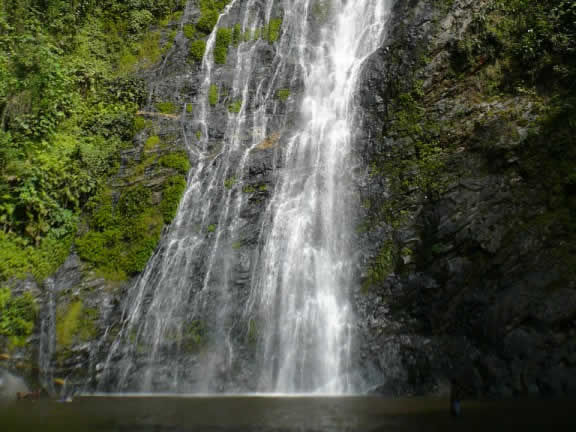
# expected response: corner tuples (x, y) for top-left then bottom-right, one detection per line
(2, 396), (575, 432)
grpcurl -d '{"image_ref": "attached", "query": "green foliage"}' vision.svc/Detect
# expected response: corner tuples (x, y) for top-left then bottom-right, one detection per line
(76, 185), (165, 280)
(56, 300), (98, 348)
(135, 116), (152, 132)
(207, 224), (217, 233)
(160, 176), (187, 223)
(145, 135), (161, 151)
(189, 39), (207, 63)
(195, 0), (230, 35)
(0, 0), (185, 284)
(186, 103), (193, 113)
(214, 27), (232, 64)
(183, 24), (196, 39)
(209, 84), (219, 105)
(452, 0), (576, 87)
(228, 99), (242, 114)
(0, 288), (37, 349)
(232, 24), (242, 46)
(276, 88), (291, 102)
(155, 101), (177, 114)
(159, 152), (191, 174)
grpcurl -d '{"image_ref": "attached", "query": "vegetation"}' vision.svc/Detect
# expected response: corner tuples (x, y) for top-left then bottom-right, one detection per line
(228, 99), (243, 114)
(0, 287), (37, 349)
(56, 300), (98, 348)
(267, 18), (283, 43)
(363, 0), (576, 286)
(189, 39), (207, 63)
(159, 152), (191, 174)
(155, 101), (177, 115)
(224, 177), (237, 189)
(0, 1), (186, 284)
(214, 27), (232, 64)
(276, 88), (291, 102)
(209, 84), (219, 105)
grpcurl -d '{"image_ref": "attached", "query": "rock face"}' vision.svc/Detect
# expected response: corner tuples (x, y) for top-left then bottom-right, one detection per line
(2, 0), (574, 398)
(354, 0), (576, 397)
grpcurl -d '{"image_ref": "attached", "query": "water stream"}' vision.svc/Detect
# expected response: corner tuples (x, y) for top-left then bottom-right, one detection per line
(100, 0), (392, 394)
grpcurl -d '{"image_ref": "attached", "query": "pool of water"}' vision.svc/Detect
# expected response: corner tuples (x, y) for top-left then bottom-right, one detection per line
(1, 395), (575, 432)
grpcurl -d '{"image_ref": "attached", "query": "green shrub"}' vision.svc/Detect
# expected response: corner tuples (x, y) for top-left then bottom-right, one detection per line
(232, 23), (242, 46)
(135, 116), (152, 132)
(189, 39), (207, 62)
(118, 185), (152, 218)
(183, 24), (196, 39)
(145, 135), (161, 151)
(159, 152), (191, 174)
(196, 9), (219, 35)
(0, 288), (37, 349)
(214, 27), (232, 64)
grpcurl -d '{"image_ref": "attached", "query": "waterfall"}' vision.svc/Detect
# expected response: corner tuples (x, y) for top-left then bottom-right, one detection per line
(99, 0), (392, 394)
(38, 279), (56, 395)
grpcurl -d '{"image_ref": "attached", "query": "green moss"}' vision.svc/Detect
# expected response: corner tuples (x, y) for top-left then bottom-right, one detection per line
(56, 301), (82, 347)
(196, 130), (203, 140)
(159, 152), (191, 174)
(160, 176), (187, 223)
(155, 101), (177, 114)
(267, 18), (283, 43)
(207, 224), (217, 233)
(186, 103), (193, 113)
(209, 84), (219, 106)
(145, 135), (161, 151)
(363, 241), (396, 292)
(259, 184), (268, 192)
(56, 300), (98, 348)
(214, 27), (232, 64)
(189, 39), (207, 63)
(232, 241), (242, 249)
(228, 99), (242, 113)
(224, 177), (237, 189)
(276, 88), (290, 102)
(0, 288), (37, 349)
(243, 185), (256, 193)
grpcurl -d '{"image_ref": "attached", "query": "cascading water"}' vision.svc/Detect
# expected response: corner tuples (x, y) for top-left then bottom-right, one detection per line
(99, 0), (392, 394)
